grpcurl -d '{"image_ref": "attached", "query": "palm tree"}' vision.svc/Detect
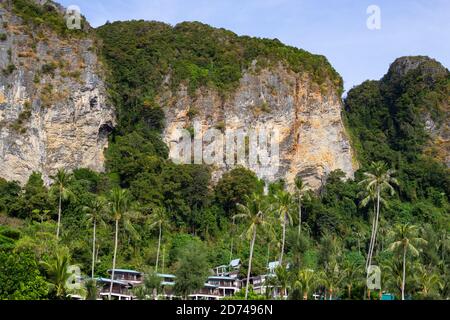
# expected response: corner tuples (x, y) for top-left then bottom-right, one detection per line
(84, 197), (106, 279)
(359, 162), (397, 270)
(41, 248), (83, 299)
(388, 223), (427, 300)
(294, 177), (309, 236)
(322, 261), (343, 300)
(274, 190), (293, 265)
(108, 187), (132, 300)
(295, 269), (319, 300)
(51, 169), (73, 240)
(273, 265), (290, 299)
(342, 260), (363, 299)
(147, 207), (170, 273)
(234, 192), (271, 300)
(415, 265), (442, 299)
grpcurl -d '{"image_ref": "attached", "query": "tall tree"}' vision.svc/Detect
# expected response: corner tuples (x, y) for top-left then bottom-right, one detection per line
(147, 207), (170, 273)
(359, 162), (397, 270)
(294, 177), (309, 236)
(108, 187), (132, 300)
(51, 169), (73, 240)
(388, 223), (427, 300)
(174, 242), (209, 299)
(84, 197), (106, 279)
(234, 192), (271, 300)
(274, 190), (293, 265)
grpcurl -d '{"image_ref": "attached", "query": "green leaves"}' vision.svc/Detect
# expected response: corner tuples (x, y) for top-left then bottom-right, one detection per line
(0, 250), (49, 300)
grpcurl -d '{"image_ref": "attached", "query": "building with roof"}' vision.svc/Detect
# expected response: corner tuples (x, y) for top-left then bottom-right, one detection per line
(98, 278), (135, 300)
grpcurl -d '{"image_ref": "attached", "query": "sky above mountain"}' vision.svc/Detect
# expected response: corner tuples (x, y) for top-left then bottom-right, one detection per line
(58, 0), (450, 93)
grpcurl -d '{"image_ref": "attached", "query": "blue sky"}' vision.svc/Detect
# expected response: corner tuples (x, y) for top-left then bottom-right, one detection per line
(59, 0), (450, 93)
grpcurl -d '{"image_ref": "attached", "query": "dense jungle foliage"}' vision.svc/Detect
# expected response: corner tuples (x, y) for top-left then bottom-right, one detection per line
(0, 2), (448, 300)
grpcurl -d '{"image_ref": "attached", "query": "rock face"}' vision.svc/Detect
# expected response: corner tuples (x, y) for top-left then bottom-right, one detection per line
(161, 63), (357, 190)
(384, 56), (450, 166)
(0, 5), (115, 184)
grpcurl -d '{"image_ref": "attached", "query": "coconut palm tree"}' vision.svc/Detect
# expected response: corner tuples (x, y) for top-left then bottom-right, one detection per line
(234, 192), (271, 300)
(108, 187), (132, 300)
(415, 265), (442, 299)
(274, 190), (293, 265)
(41, 248), (84, 299)
(51, 169), (73, 240)
(322, 261), (343, 300)
(294, 177), (309, 236)
(295, 269), (320, 300)
(84, 197), (106, 279)
(273, 265), (290, 299)
(388, 223), (427, 300)
(147, 207), (170, 273)
(359, 162), (397, 270)
(342, 260), (363, 299)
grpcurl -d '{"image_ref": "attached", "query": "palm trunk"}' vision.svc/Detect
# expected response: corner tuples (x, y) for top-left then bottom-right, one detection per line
(155, 222), (162, 273)
(303, 291), (308, 300)
(367, 187), (381, 270)
(109, 219), (119, 300)
(280, 214), (286, 265)
(56, 187), (62, 239)
(245, 227), (257, 300)
(91, 220), (96, 279)
(366, 203), (377, 271)
(402, 246), (407, 301)
(298, 198), (302, 236)
(372, 187), (381, 260)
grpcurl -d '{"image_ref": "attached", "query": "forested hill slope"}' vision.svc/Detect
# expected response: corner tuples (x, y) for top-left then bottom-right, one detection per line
(344, 56), (450, 200)
(96, 20), (355, 190)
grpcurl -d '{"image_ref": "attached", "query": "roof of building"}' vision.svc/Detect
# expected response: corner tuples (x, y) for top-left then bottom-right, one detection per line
(230, 259), (241, 267)
(156, 273), (176, 279)
(107, 269), (142, 275)
(268, 261), (280, 270)
(97, 277), (132, 286)
(208, 276), (236, 281)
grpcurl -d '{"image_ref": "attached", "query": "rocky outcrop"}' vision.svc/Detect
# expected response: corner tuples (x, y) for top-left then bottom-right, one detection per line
(161, 63), (357, 190)
(384, 56), (450, 166)
(0, 5), (115, 184)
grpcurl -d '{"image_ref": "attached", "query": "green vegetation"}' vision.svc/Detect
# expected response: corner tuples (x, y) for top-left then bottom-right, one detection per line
(10, 0), (87, 37)
(96, 20), (342, 135)
(0, 251), (48, 299)
(0, 7), (447, 300)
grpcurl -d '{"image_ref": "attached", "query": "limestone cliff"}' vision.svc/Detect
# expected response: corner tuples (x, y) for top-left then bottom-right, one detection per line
(161, 63), (356, 190)
(384, 56), (450, 166)
(0, 2), (114, 184)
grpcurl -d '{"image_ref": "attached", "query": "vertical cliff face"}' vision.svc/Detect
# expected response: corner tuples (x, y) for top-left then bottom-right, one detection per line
(161, 63), (356, 190)
(0, 3), (115, 184)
